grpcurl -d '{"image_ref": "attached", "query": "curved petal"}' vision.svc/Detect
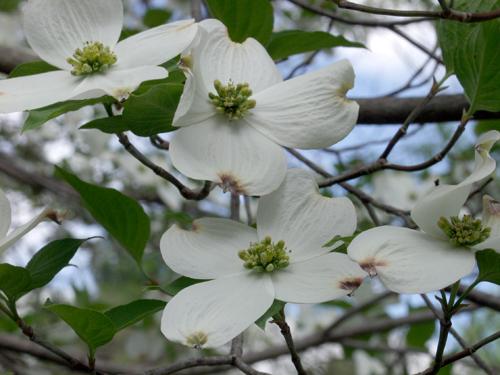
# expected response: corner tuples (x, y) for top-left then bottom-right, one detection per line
(249, 60), (359, 149)
(0, 189), (11, 239)
(160, 218), (257, 279)
(192, 19), (282, 94)
(482, 195), (500, 237)
(161, 273), (274, 348)
(169, 118), (287, 196)
(347, 226), (476, 294)
(0, 209), (56, 254)
(460, 130), (500, 187)
(23, 0), (123, 70)
(0, 71), (80, 113)
(257, 169), (357, 262)
(115, 20), (198, 69)
(410, 184), (471, 239)
(75, 66), (168, 101)
(272, 253), (366, 303)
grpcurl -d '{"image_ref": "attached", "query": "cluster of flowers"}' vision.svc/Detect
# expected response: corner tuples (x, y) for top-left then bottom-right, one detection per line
(0, 0), (499, 350)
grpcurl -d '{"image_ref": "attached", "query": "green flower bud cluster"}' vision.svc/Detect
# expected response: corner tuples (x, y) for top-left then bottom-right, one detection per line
(208, 80), (256, 120)
(238, 236), (290, 273)
(67, 41), (117, 76)
(438, 215), (491, 247)
(186, 331), (208, 348)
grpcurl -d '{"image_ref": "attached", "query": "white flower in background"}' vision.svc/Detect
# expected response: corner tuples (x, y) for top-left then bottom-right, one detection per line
(347, 130), (500, 293)
(169, 19), (359, 196)
(0, 189), (61, 255)
(160, 169), (366, 348)
(0, 0), (198, 113)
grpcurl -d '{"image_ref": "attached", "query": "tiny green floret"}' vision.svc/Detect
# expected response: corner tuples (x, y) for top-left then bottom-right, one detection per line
(238, 236), (290, 272)
(208, 80), (256, 120)
(186, 331), (208, 348)
(438, 215), (491, 247)
(67, 41), (117, 76)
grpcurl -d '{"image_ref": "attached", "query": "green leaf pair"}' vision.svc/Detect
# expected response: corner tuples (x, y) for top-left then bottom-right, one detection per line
(46, 299), (165, 355)
(0, 238), (88, 302)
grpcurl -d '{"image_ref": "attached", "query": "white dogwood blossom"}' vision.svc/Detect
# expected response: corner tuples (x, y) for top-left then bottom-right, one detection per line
(348, 130), (500, 294)
(160, 169), (365, 348)
(0, 189), (61, 255)
(169, 19), (359, 196)
(0, 0), (198, 113)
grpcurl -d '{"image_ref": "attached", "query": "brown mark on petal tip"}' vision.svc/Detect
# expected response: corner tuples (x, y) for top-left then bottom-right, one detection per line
(45, 209), (65, 225)
(359, 258), (386, 278)
(218, 173), (247, 195)
(339, 277), (364, 296)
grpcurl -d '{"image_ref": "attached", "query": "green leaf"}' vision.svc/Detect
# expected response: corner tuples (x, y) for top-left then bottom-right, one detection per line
(164, 277), (204, 295)
(0, 0), (21, 12)
(105, 299), (166, 332)
(55, 167), (150, 264)
(267, 30), (365, 60)
(206, 0), (274, 44)
(143, 9), (172, 28)
(81, 83), (183, 136)
(9, 61), (57, 78)
(25, 238), (89, 292)
(45, 304), (116, 352)
(255, 300), (285, 330)
(406, 321), (435, 347)
(438, 0), (500, 113)
(475, 249), (500, 285)
(0, 264), (32, 301)
(22, 97), (112, 132)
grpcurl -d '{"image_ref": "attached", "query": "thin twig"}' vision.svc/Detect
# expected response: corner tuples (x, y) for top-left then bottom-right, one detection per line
(273, 310), (308, 375)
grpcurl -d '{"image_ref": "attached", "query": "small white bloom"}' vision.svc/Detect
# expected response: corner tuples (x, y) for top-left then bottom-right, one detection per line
(0, 189), (61, 255)
(0, 0), (198, 113)
(169, 19), (359, 196)
(347, 130), (500, 294)
(160, 169), (365, 348)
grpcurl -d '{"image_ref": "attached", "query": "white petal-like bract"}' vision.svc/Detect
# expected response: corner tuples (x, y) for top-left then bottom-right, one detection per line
(460, 130), (500, 187)
(23, 0), (123, 70)
(161, 273), (274, 348)
(348, 226), (476, 293)
(161, 218), (257, 279)
(271, 253), (366, 303)
(169, 118), (287, 196)
(257, 169), (356, 262)
(0, 189), (12, 239)
(249, 60), (359, 149)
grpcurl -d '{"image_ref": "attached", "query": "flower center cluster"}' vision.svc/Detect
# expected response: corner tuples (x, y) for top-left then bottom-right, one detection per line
(208, 80), (256, 120)
(238, 236), (290, 272)
(186, 331), (208, 348)
(438, 215), (491, 247)
(67, 41), (117, 76)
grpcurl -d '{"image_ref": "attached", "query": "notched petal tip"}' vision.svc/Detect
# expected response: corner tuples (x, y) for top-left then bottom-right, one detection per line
(359, 258), (387, 277)
(44, 209), (66, 225)
(338, 276), (364, 296)
(218, 173), (248, 195)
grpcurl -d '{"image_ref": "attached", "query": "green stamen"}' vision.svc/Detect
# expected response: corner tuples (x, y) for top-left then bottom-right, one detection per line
(186, 331), (208, 348)
(238, 236), (290, 272)
(438, 215), (491, 247)
(208, 80), (256, 120)
(67, 41), (117, 76)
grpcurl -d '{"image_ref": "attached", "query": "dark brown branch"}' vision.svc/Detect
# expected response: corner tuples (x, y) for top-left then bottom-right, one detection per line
(273, 311), (308, 375)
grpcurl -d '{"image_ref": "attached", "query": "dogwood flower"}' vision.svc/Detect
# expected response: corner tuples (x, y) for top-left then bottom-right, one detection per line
(160, 169), (366, 348)
(0, 0), (198, 113)
(169, 19), (359, 196)
(0, 188), (61, 255)
(347, 130), (500, 293)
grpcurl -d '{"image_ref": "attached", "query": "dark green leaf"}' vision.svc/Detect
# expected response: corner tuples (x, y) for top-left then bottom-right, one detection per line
(8, 61), (57, 78)
(55, 167), (150, 264)
(81, 83), (182, 136)
(0, 0), (21, 12)
(45, 304), (116, 352)
(143, 9), (172, 28)
(164, 277), (205, 295)
(438, 0), (500, 113)
(406, 321), (435, 347)
(206, 0), (274, 44)
(22, 97), (112, 132)
(25, 238), (89, 292)
(255, 300), (285, 330)
(105, 299), (166, 332)
(475, 249), (500, 285)
(0, 264), (31, 301)
(267, 30), (365, 60)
